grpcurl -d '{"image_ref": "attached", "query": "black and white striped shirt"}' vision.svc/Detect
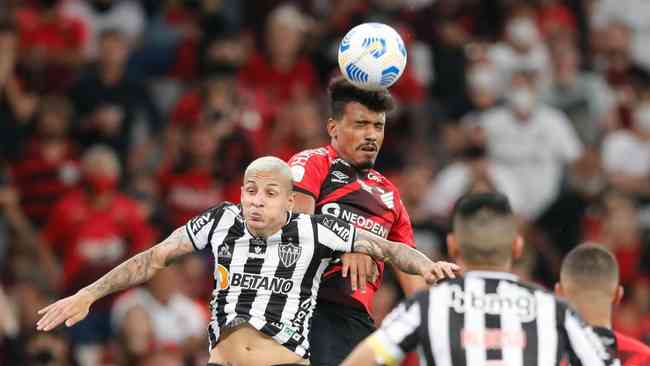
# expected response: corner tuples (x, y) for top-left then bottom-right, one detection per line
(185, 202), (358, 359)
(369, 271), (620, 366)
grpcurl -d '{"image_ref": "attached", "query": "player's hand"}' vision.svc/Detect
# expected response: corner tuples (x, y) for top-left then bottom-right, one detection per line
(421, 261), (461, 285)
(341, 252), (379, 293)
(36, 290), (94, 331)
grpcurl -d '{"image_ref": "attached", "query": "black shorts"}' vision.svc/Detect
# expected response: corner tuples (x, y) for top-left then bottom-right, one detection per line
(308, 300), (375, 366)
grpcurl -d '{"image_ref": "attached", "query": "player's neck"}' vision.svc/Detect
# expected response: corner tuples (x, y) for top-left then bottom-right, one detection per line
(574, 301), (612, 329)
(246, 221), (284, 239)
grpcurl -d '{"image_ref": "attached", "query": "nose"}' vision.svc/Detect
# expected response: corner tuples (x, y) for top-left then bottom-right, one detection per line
(364, 127), (379, 143)
(250, 191), (265, 207)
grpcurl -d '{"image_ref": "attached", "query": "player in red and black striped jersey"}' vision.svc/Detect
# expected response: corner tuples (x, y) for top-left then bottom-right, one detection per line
(557, 244), (650, 366)
(288, 77), (427, 365)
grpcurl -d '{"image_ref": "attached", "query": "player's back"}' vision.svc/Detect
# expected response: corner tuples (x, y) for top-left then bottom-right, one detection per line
(375, 271), (619, 366)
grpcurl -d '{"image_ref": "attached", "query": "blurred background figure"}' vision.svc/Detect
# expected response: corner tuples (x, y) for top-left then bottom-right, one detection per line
(111, 262), (207, 365)
(68, 29), (160, 167)
(40, 146), (154, 365)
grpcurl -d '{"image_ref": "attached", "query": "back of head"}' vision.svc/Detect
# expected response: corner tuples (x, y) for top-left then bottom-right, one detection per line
(328, 76), (395, 120)
(560, 243), (619, 299)
(452, 192), (517, 268)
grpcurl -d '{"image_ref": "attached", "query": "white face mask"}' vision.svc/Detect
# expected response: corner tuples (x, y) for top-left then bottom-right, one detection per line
(634, 103), (650, 133)
(507, 88), (536, 114)
(468, 66), (501, 95)
(507, 18), (539, 47)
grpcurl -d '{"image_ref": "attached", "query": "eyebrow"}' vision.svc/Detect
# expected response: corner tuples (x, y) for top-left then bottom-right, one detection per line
(356, 119), (385, 124)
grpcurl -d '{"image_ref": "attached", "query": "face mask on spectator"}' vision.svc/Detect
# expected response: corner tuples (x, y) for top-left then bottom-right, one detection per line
(85, 174), (118, 195)
(507, 87), (536, 115)
(468, 66), (501, 95)
(507, 18), (539, 48)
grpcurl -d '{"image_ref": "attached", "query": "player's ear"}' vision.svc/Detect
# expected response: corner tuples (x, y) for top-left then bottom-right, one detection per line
(447, 234), (459, 259)
(613, 285), (624, 305)
(327, 118), (338, 139)
(554, 282), (564, 297)
(512, 235), (524, 260)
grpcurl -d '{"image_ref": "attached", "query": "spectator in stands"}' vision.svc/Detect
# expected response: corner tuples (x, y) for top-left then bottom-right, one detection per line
(239, 4), (317, 107)
(592, 0), (650, 72)
(62, 0), (145, 60)
(478, 67), (583, 220)
(14, 0), (87, 92)
(159, 122), (224, 230)
(423, 134), (526, 221)
(489, 5), (552, 89)
(267, 99), (328, 161)
(41, 146), (154, 363)
(69, 29), (161, 164)
(0, 164), (61, 288)
(595, 22), (650, 130)
(542, 37), (614, 146)
(0, 18), (37, 160)
(168, 73), (255, 199)
(582, 191), (646, 287)
(11, 95), (79, 227)
(111, 262), (206, 364)
(602, 90), (650, 197)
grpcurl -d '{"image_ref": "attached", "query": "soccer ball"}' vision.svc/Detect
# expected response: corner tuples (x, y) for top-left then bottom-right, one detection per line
(338, 23), (407, 91)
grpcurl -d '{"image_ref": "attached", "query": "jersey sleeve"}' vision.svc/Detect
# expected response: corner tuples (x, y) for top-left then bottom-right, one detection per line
(366, 295), (423, 366)
(561, 306), (620, 366)
(184, 202), (230, 251)
(312, 214), (357, 255)
(387, 196), (416, 248)
(288, 149), (330, 199)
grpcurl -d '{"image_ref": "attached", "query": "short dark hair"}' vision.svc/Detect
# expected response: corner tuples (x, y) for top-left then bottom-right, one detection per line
(328, 76), (395, 120)
(452, 192), (517, 266)
(561, 244), (619, 292)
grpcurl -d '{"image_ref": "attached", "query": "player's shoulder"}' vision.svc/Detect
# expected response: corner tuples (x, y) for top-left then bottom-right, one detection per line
(289, 146), (332, 165)
(615, 331), (650, 356)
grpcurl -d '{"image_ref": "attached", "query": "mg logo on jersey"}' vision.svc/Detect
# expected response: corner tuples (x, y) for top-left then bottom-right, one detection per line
(278, 242), (301, 267)
(215, 264), (230, 290)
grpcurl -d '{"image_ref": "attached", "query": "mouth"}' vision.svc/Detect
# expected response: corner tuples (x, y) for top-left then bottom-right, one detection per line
(248, 212), (263, 222)
(357, 144), (378, 153)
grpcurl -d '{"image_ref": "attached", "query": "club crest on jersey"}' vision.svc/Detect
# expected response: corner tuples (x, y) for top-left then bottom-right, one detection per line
(218, 244), (231, 258)
(278, 242), (301, 267)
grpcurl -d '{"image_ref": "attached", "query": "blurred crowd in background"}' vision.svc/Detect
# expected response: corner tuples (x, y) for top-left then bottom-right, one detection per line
(0, 0), (649, 365)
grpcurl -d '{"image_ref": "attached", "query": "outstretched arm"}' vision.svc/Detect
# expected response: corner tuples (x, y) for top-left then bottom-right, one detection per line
(353, 229), (459, 284)
(36, 227), (194, 331)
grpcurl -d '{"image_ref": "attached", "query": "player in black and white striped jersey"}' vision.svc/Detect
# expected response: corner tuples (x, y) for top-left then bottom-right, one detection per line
(343, 192), (621, 366)
(35, 156), (459, 366)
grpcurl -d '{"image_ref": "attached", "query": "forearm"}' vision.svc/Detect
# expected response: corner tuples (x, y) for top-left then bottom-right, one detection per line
(383, 242), (433, 275)
(82, 248), (161, 302)
(355, 231), (432, 276)
(82, 227), (192, 302)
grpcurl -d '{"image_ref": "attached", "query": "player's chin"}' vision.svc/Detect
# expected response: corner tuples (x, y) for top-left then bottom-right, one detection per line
(354, 153), (377, 170)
